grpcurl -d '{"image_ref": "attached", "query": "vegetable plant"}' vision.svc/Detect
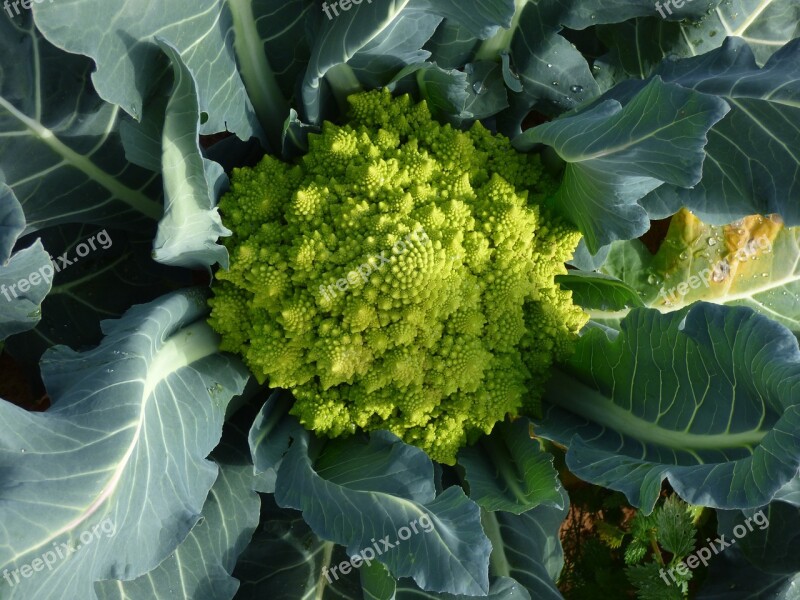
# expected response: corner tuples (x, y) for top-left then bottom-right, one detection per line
(1, 1), (799, 599)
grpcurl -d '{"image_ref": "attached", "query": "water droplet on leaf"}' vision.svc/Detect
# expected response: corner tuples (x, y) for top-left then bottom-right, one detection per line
(712, 261), (730, 282)
(472, 81), (487, 95)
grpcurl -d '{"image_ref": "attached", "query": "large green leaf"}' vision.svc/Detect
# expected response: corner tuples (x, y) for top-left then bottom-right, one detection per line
(773, 476), (800, 507)
(556, 271), (645, 313)
(0, 290), (250, 599)
(412, 0), (514, 38)
(301, 1), (434, 123)
(535, 303), (800, 513)
(458, 418), (564, 514)
(252, 0), (315, 103)
(387, 62), (470, 121)
(395, 576), (532, 598)
(595, 0), (800, 85)
(637, 37), (800, 226)
(3, 225), (191, 369)
(514, 77), (729, 252)
(501, 1), (600, 132)
(586, 210), (800, 336)
(536, 0), (718, 29)
(345, 11), (445, 90)
(248, 389), (302, 494)
(479, 488), (569, 599)
(0, 241), (51, 340)
(0, 15), (162, 232)
(274, 429), (492, 596)
(698, 550), (800, 599)
(424, 19), (480, 69)
(0, 185), (51, 340)
(232, 495), (370, 599)
(301, 0), (515, 123)
(94, 411), (261, 600)
(31, 0), (265, 144)
(699, 500), (800, 598)
(150, 40), (231, 270)
(233, 495), (535, 600)
(717, 502), (800, 574)
(0, 183), (25, 263)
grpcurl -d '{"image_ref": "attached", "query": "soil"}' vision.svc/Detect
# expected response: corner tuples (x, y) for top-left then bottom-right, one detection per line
(0, 351), (49, 411)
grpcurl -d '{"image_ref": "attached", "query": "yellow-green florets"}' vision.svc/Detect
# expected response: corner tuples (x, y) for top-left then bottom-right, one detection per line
(209, 89), (587, 464)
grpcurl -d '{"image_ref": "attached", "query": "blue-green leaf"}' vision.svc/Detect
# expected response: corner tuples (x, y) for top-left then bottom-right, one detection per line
(93, 411), (261, 600)
(150, 39), (231, 270)
(505, 2), (599, 125)
(461, 61), (510, 120)
(233, 495), (374, 599)
(717, 502), (799, 575)
(773, 477), (800, 507)
(0, 185), (51, 340)
(302, 1), (428, 123)
(699, 500), (800, 598)
(424, 19), (479, 69)
(395, 576), (532, 598)
(248, 389), (302, 494)
(32, 0), (265, 143)
(698, 550), (800, 599)
(412, 0), (514, 38)
(640, 37), (800, 227)
(459, 418), (564, 514)
(556, 271), (645, 312)
(0, 240), (51, 340)
(536, 303), (800, 513)
(0, 16), (162, 232)
(595, 1), (800, 85)
(537, 0), (719, 29)
(514, 77), (729, 252)
(248, 0), (315, 112)
(0, 290), (250, 599)
(274, 429), (492, 596)
(3, 226), (190, 369)
(301, 0), (514, 123)
(480, 488), (569, 599)
(0, 183), (24, 263)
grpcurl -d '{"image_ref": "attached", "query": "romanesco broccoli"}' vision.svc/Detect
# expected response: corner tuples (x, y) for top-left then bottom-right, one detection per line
(209, 89), (587, 464)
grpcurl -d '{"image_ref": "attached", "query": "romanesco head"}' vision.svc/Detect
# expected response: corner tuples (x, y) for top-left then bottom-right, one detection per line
(209, 89), (587, 464)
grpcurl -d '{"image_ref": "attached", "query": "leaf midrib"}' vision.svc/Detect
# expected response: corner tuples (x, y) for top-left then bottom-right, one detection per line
(0, 97), (162, 220)
(547, 371), (767, 450)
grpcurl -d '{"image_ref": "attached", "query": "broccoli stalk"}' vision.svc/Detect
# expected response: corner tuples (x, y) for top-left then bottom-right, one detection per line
(473, 0), (530, 62)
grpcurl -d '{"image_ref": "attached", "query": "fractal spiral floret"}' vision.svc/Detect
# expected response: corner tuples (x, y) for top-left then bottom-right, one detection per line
(209, 89), (587, 464)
